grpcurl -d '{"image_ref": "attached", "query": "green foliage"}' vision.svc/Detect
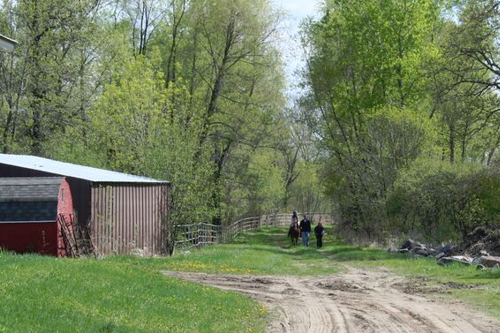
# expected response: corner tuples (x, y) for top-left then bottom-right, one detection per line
(287, 160), (333, 214)
(153, 0), (288, 220)
(1, 0), (289, 225)
(5, 0), (103, 154)
(221, 148), (288, 221)
(321, 106), (436, 241)
(180, 0), (286, 217)
(243, 153), (285, 214)
(307, 0), (439, 110)
(300, 0), (444, 241)
(428, 8), (500, 164)
(388, 160), (500, 242)
(300, 0), (500, 244)
(90, 54), (167, 172)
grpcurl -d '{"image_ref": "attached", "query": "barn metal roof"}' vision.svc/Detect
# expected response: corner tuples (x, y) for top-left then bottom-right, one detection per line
(0, 177), (63, 201)
(0, 154), (170, 184)
(0, 33), (17, 53)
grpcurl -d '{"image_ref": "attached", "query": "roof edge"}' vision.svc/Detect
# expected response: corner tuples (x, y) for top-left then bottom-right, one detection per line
(0, 154), (170, 184)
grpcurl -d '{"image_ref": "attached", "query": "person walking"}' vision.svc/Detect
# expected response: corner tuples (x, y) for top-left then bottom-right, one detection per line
(300, 214), (311, 246)
(288, 211), (300, 246)
(314, 222), (325, 249)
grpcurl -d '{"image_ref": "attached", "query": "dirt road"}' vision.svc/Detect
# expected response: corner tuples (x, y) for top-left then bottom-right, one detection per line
(163, 266), (500, 333)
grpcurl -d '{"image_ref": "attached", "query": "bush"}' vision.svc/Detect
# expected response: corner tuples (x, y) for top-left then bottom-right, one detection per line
(387, 160), (500, 243)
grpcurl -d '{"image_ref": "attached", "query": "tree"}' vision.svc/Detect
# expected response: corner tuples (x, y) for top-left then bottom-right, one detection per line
(301, 0), (442, 239)
(117, 0), (173, 56)
(446, 0), (500, 90)
(0, 0), (104, 154)
(1, 0), (291, 226)
(433, 1), (500, 164)
(89, 53), (216, 224)
(158, 0), (287, 219)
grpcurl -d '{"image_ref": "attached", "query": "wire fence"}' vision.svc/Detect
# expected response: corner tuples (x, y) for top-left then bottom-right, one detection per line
(173, 212), (334, 251)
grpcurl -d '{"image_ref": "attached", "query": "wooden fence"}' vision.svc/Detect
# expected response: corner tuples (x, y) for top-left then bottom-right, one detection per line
(173, 212), (333, 251)
(173, 223), (222, 249)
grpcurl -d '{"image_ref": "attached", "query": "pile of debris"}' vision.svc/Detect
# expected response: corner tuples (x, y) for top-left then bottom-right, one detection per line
(389, 227), (500, 270)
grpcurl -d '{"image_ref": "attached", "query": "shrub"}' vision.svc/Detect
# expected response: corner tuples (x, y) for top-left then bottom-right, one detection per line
(387, 160), (500, 243)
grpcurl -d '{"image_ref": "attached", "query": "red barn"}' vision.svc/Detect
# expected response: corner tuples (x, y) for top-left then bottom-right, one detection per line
(0, 177), (73, 256)
(0, 154), (171, 256)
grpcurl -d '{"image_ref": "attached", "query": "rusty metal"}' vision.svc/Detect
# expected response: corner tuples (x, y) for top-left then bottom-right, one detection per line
(91, 183), (170, 255)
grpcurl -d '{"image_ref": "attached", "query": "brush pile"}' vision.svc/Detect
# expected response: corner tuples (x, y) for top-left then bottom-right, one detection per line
(389, 227), (500, 269)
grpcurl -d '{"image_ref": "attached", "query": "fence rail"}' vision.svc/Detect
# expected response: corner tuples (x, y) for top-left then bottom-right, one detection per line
(174, 223), (222, 250)
(173, 212), (333, 251)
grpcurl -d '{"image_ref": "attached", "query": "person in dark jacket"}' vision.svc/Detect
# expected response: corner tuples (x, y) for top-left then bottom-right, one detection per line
(288, 211), (300, 246)
(300, 214), (311, 246)
(314, 222), (325, 249)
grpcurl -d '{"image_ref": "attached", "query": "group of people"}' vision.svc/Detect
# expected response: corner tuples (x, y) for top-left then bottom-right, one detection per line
(288, 211), (325, 248)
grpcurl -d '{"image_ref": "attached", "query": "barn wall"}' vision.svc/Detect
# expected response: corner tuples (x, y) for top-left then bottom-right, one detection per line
(66, 177), (91, 227)
(0, 164), (92, 227)
(91, 183), (170, 255)
(0, 163), (171, 256)
(57, 178), (75, 257)
(0, 164), (48, 177)
(0, 222), (58, 255)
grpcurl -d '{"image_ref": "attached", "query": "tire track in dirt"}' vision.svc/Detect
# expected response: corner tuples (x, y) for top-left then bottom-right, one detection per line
(162, 267), (500, 333)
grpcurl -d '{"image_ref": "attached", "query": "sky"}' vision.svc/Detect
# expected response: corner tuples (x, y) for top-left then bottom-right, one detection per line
(273, 0), (320, 21)
(270, 0), (322, 98)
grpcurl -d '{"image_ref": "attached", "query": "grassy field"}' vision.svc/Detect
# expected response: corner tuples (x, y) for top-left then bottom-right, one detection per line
(1, 225), (499, 332)
(0, 253), (268, 333)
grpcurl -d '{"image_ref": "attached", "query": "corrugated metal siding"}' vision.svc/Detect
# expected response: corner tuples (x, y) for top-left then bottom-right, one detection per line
(0, 163), (171, 256)
(91, 183), (169, 255)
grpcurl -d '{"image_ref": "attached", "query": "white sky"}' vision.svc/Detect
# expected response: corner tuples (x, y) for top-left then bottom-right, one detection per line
(270, 0), (322, 98)
(273, 0), (320, 20)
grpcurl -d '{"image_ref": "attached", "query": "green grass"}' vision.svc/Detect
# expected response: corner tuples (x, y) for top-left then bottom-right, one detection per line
(113, 226), (342, 276)
(0, 253), (267, 333)
(1, 224), (500, 332)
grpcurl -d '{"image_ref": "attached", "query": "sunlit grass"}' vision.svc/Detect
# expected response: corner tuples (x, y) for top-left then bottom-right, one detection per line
(2, 224), (500, 332)
(0, 253), (266, 333)
(111, 226), (343, 276)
